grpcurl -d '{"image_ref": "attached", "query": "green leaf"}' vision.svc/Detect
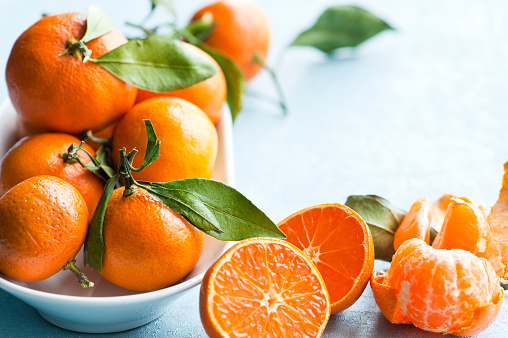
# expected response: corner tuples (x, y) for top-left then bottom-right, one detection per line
(290, 5), (393, 54)
(139, 179), (285, 240)
(345, 195), (406, 261)
(90, 36), (218, 92)
(84, 173), (120, 271)
(182, 30), (245, 120)
(81, 5), (115, 43)
(131, 120), (161, 172)
(152, 0), (176, 16)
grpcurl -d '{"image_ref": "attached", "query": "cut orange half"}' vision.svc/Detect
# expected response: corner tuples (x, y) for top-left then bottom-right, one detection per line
(393, 197), (431, 251)
(277, 203), (374, 314)
(200, 238), (330, 338)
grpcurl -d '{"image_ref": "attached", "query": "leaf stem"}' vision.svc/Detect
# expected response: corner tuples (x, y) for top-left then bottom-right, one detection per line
(252, 53), (288, 115)
(79, 129), (113, 148)
(61, 36), (92, 62)
(62, 259), (94, 288)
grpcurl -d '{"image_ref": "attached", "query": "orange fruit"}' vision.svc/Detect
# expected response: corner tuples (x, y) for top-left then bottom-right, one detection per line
(486, 160), (508, 278)
(433, 194), (473, 231)
(0, 133), (104, 214)
(393, 197), (431, 251)
(277, 203), (374, 314)
(136, 43), (226, 124)
(191, 0), (270, 81)
(432, 198), (490, 258)
(112, 97), (218, 183)
(200, 238), (330, 338)
(0, 175), (89, 282)
(371, 238), (503, 336)
(6, 12), (137, 134)
(100, 187), (203, 291)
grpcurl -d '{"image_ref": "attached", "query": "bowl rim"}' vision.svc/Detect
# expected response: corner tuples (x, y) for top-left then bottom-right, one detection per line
(0, 98), (235, 305)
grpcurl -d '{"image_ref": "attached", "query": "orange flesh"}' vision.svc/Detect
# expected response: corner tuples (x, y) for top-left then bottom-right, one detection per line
(278, 204), (374, 313)
(393, 197), (431, 250)
(208, 241), (329, 337)
(432, 198), (490, 257)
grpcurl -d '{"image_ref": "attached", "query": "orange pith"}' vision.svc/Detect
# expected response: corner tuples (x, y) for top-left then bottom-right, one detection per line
(200, 238), (330, 338)
(432, 198), (490, 258)
(486, 160), (508, 278)
(371, 239), (503, 336)
(393, 197), (431, 250)
(277, 203), (374, 314)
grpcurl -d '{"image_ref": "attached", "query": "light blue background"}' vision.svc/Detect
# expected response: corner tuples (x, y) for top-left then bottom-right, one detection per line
(1, 0), (508, 336)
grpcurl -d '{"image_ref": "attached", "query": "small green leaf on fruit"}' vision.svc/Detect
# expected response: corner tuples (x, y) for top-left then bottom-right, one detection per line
(130, 120), (161, 172)
(84, 173), (120, 271)
(81, 4), (115, 43)
(290, 5), (393, 54)
(90, 36), (218, 92)
(140, 179), (285, 241)
(345, 195), (406, 261)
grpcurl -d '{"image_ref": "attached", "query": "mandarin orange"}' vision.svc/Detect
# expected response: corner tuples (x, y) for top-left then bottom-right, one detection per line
(112, 97), (218, 183)
(0, 133), (104, 214)
(191, 0), (270, 81)
(371, 238), (503, 336)
(6, 12), (137, 134)
(99, 187), (203, 291)
(0, 175), (89, 282)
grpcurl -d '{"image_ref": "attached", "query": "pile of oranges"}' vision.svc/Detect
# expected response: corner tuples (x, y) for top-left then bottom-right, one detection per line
(0, 0), (271, 292)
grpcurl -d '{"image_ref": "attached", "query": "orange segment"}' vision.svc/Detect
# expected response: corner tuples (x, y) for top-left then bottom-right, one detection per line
(432, 198), (490, 257)
(371, 239), (503, 335)
(277, 203), (374, 314)
(393, 197), (431, 250)
(433, 194), (473, 232)
(486, 160), (508, 278)
(200, 238), (330, 338)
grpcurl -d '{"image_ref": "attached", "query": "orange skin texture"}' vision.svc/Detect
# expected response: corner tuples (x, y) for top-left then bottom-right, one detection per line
(192, 0), (270, 81)
(393, 197), (431, 251)
(277, 203), (374, 314)
(0, 133), (104, 214)
(486, 161), (508, 278)
(6, 12), (137, 134)
(100, 187), (204, 292)
(200, 238), (330, 338)
(112, 97), (218, 183)
(136, 43), (226, 124)
(371, 239), (503, 336)
(0, 175), (88, 282)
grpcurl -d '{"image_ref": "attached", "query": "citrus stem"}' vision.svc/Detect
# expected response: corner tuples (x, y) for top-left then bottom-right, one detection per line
(79, 130), (113, 148)
(61, 35), (92, 62)
(252, 53), (288, 115)
(61, 141), (86, 165)
(119, 148), (139, 197)
(62, 259), (94, 288)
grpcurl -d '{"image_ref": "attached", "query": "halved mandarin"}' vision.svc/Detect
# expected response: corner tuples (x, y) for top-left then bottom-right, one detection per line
(277, 203), (374, 314)
(200, 238), (330, 338)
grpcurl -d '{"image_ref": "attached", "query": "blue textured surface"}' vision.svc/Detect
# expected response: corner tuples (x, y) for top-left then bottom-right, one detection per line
(1, 0), (508, 336)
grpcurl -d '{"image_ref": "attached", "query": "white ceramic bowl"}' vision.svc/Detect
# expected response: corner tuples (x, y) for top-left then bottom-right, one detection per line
(0, 99), (235, 333)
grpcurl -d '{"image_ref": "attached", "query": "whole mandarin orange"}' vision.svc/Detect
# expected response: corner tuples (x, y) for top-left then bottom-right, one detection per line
(6, 12), (137, 134)
(136, 43), (226, 124)
(100, 187), (204, 291)
(191, 0), (270, 81)
(112, 97), (218, 183)
(0, 133), (104, 214)
(0, 175), (89, 282)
